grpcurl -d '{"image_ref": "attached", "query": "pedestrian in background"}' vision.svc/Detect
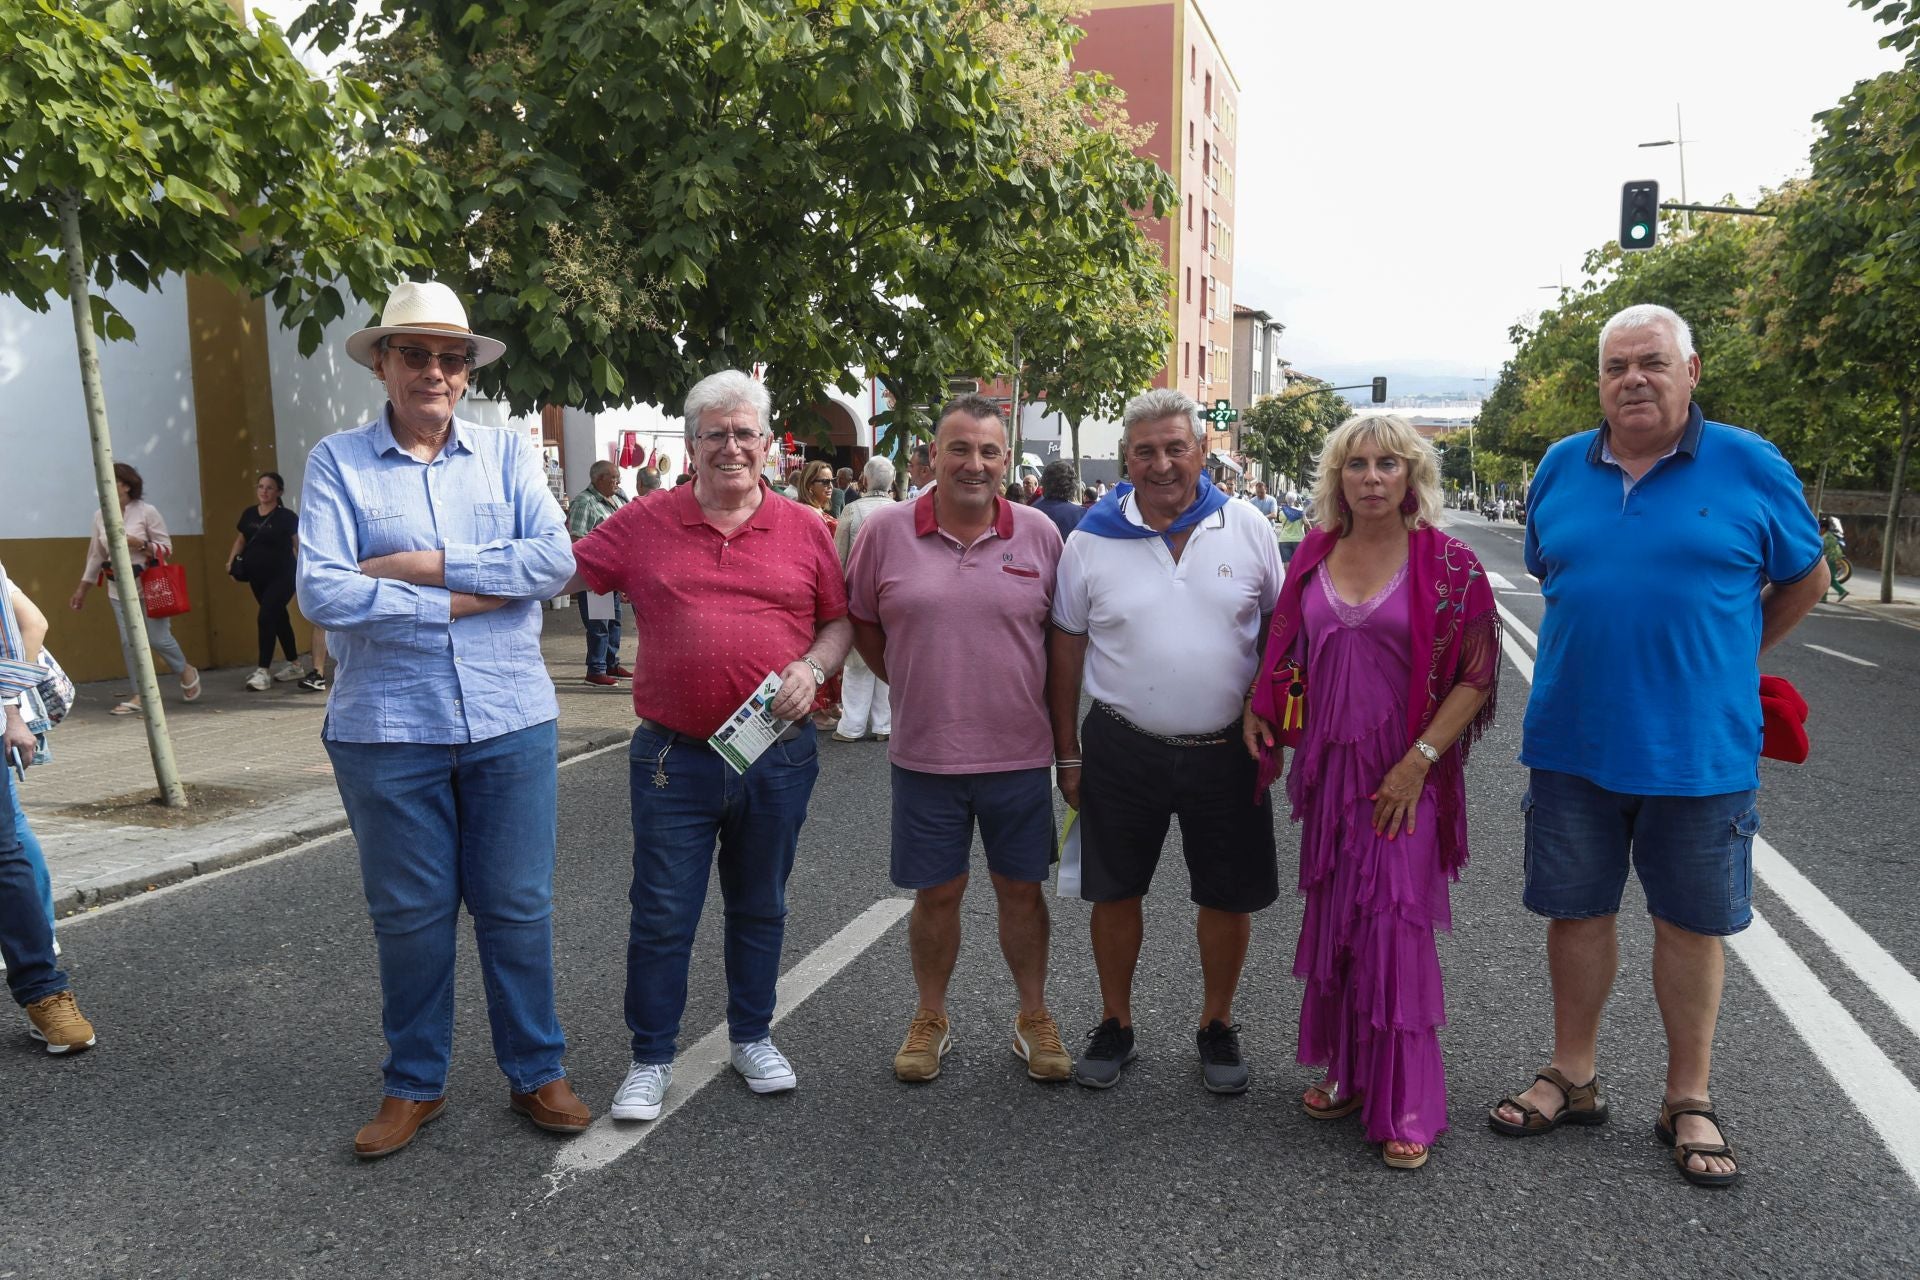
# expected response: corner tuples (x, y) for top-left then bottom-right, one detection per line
(1490, 304), (1826, 1188)
(1247, 480), (1278, 520)
(832, 455), (896, 744)
(569, 368), (851, 1124)
(906, 444), (934, 498)
(1031, 460), (1085, 540)
(68, 462), (201, 716)
(1048, 388), (1283, 1096)
(225, 471), (306, 692)
(799, 460), (843, 729)
(847, 398), (1070, 1084)
(831, 466), (856, 516)
(299, 279), (588, 1159)
(567, 460), (631, 687)
(1, 560), (95, 1055)
(1246, 414), (1498, 1171)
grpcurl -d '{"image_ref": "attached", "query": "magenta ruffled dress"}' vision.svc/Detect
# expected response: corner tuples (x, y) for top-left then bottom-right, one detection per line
(1285, 561), (1451, 1146)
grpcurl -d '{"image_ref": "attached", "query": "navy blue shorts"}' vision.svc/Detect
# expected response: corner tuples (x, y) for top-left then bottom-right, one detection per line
(889, 765), (1055, 890)
(1521, 768), (1758, 936)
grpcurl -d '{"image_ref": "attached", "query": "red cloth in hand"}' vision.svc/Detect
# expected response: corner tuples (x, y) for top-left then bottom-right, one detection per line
(1759, 674), (1809, 764)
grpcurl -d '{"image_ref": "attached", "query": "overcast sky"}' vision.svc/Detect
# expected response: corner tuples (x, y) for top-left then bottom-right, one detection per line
(1200, 0), (1903, 377)
(259, 0), (1903, 381)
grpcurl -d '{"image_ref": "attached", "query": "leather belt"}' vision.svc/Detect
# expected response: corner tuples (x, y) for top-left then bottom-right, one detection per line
(1094, 700), (1236, 747)
(636, 716), (802, 747)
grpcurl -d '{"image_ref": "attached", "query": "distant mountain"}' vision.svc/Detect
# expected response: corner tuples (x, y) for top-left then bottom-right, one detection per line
(1290, 365), (1490, 400)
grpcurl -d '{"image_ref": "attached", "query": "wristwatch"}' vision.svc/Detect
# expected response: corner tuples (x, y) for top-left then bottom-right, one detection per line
(1412, 738), (1441, 765)
(802, 656), (827, 686)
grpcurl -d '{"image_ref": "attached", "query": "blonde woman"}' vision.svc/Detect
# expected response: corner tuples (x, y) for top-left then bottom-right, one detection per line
(1243, 414), (1499, 1170)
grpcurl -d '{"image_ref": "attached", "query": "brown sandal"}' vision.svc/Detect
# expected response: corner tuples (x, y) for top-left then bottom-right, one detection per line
(1487, 1065), (1610, 1137)
(1303, 1082), (1363, 1121)
(1657, 1097), (1739, 1188)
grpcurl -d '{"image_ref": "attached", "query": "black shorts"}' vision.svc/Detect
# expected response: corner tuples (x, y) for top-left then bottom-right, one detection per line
(1078, 705), (1279, 912)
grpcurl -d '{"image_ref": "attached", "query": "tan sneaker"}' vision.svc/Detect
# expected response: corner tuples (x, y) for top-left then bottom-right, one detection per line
(26, 990), (96, 1055)
(893, 1008), (951, 1082)
(1013, 1010), (1071, 1082)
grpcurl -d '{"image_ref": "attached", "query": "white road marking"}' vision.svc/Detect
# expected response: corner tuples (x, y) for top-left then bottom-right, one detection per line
(543, 896), (914, 1195)
(1495, 600), (1540, 649)
(1803, 643), (1878, 667)
(1754, 837), (1920, 1045)
(1485, 570), (1516, 590)
(1729, 911), (1920, 1189)
(1500, 633), (1535, 683)
(1497, 590), (1541, 597)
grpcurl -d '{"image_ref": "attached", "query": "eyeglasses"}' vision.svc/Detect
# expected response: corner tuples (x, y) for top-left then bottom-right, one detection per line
(809, 477), (832, 487)
(385, 344), (474, 375)
(695, 429), (765, 449)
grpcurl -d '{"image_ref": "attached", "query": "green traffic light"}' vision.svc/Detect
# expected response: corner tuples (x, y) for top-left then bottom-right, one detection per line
(1631, 222), (1649, 240)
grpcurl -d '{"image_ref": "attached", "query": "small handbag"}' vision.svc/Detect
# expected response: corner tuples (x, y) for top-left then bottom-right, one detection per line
(228, 509), (277, 583)
(35, 649), (74, 727)
(139, 547), (191, 619)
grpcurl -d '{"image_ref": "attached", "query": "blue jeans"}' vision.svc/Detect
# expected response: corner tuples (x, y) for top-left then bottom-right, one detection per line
(574, 592), (623, 675)
(625, 721), (820, 1063)
(0, 768), (65, 1006)
(326, 720), (568, 1099)
(9, 780), (56, 930)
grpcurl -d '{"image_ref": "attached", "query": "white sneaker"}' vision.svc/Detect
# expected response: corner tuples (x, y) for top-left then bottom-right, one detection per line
(730, 1038), (797, 1094)
(245, 668), (272, 692)
(270, 660), (304, 683)
(610, 1061), (672, 1121)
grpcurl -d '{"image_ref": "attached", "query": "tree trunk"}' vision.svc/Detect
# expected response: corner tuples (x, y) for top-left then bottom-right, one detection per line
(1071, 416), (1082, 487)
(1883, 393), (1914, 605)
(1812, 454), (1830, 524)
(58, 192), (187, 808)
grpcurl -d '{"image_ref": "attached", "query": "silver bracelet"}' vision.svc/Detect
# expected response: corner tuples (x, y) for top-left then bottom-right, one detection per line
(1054, 758), (1083, 769)
(1412, 738), (1440, 765)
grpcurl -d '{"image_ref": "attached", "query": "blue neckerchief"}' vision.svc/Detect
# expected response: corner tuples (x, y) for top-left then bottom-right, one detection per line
(1075, 474), (1230, 549)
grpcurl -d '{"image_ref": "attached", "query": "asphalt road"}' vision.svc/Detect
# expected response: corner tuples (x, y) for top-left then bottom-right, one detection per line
(5, 518), (1917, 1279)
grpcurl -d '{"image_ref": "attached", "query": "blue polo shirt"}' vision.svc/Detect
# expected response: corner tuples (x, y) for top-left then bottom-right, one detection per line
(1521, 405), (1822, 796)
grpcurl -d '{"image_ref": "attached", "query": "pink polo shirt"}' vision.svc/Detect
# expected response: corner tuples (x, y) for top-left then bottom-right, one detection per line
(846, 493), (1061, 774)
(573, 481), (847, 738)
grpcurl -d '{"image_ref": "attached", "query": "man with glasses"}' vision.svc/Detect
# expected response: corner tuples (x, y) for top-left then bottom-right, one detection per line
(298, 279), (587, 1159)
(1047, 388), (1283, 1094)
(568, 369), (852, 1122)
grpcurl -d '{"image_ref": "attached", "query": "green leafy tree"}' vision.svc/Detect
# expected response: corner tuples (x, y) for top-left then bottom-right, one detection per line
(1241, 378), (1347, 492)
(299, 0), (1173, 456)
(0, 0), (436, 804)
(1750, 65), (1920, 599)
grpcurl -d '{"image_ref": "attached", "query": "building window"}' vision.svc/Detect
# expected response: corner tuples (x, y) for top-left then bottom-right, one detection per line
(1186, 194), (1193, 230)
(1204, 72), (1212, 115)
(1191, 46), (1197, 80)
(1184, 342), (1191, 376)
(1185, 267), (1191, 302)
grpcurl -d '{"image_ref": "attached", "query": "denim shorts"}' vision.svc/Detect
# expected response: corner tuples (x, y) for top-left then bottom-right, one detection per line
(1521, 769), (1758, 936)
(890, 765), (1055, 889)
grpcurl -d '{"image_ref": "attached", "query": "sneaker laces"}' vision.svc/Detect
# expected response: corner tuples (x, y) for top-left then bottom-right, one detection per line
(615, 1063), (667, 1101)
(29, 990), (82, 1030)
(902, 1012), (946, 1054)
(1084, 1018), (1130, 1059)
(1019, 1013), (1065, 1058)
(1198, 1021), (1242, 1065)
(734, 1039), (790, 1076)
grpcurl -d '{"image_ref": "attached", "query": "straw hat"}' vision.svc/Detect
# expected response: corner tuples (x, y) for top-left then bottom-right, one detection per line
(344, 279), (506, 370)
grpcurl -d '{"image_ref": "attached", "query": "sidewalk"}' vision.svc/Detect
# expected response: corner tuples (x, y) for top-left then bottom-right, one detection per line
(1836, 566), (1920, 628)
(21, 608), (638, 917)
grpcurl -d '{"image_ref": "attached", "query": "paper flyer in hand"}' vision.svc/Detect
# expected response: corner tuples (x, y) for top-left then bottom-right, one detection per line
(708, 671), (787, 775)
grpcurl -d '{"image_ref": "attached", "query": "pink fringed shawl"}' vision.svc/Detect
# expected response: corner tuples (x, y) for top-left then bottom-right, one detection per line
(1250, 525), (1500, 876)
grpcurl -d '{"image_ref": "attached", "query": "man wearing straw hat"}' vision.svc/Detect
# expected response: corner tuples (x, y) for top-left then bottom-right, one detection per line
(298, 279), (587, 1159)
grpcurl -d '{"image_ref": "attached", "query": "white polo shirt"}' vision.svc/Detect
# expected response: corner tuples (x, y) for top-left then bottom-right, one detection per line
(1052, 494), (1283, 737)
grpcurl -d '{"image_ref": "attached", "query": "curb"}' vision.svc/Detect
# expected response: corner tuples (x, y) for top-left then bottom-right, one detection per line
(53, 726), (633, 919)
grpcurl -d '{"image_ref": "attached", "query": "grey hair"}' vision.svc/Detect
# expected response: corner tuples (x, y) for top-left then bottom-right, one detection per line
(1119, 388), (1203, 455)
(862, 454), (896, 491)
(681, 369), (771, 446)
(1598, 304), (1695, 372)
(634, 468), (662, 494)
(589, 459), (619, 479)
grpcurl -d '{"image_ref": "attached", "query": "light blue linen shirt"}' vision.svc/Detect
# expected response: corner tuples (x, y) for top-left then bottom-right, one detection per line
(297, 406), (575, 745)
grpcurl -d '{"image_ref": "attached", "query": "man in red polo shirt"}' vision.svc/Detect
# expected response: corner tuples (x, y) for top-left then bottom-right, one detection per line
(569, 369), (851, 1123)
(846, 394), (1070, 1085)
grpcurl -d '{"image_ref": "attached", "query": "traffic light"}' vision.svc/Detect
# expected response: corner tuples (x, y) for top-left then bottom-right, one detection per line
(1620, 180), (1660, 251)
(1371, 377), (1387, 404)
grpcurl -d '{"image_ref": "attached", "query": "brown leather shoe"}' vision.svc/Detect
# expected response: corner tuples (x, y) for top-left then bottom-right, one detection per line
(510, 1077), (591, 1134)
(353, 1095), (447, 1159)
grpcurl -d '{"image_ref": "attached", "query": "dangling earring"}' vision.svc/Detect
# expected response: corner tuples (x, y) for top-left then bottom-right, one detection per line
(1338, 494), (1351, 517)
(1400, 490), (1418, 515)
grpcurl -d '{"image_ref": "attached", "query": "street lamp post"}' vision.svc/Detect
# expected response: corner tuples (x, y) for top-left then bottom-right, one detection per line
(1639, 103), (1690, 231)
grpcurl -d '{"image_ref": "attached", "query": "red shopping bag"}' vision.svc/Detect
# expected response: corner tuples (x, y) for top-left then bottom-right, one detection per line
(139, 548), (191, 619)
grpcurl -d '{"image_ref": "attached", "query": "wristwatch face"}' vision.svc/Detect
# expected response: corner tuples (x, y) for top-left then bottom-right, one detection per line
(806, 659), (825, 685)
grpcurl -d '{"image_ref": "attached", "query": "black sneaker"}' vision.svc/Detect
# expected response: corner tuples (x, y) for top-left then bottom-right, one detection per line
(297, 672), (328, 693)
(1196, 1020), (1249, 1094)
(1072, 1017), (1137, 1089)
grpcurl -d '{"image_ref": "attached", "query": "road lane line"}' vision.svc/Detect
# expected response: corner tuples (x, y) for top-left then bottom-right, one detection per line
(1803, 643), (1879, 667)
(1500, 633), (1535, 683)
(1497, 590), (1541, 597)
(1729, 910), (1920, 1189)
(1495, 600), (1540, 650)
(544, 896), (914, 1195)
(1485, 570), (1516, 590)
(1753, 837), (1920, 1044)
